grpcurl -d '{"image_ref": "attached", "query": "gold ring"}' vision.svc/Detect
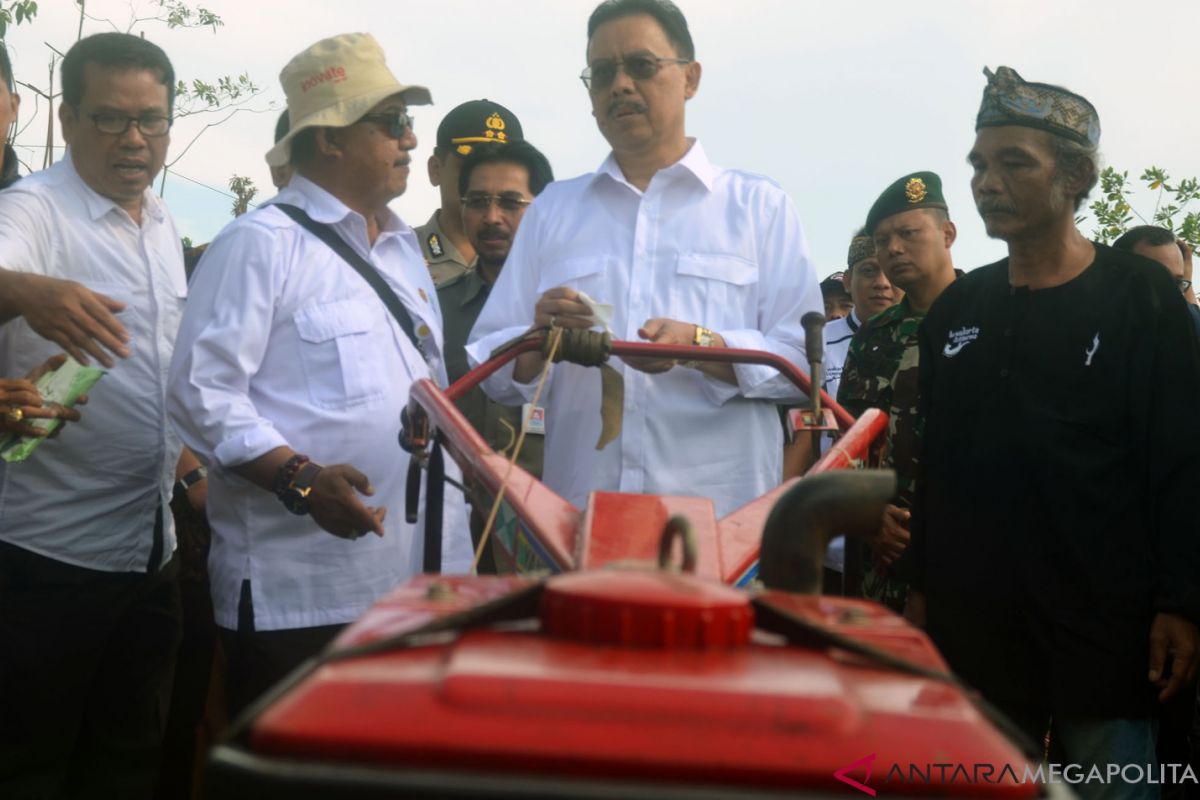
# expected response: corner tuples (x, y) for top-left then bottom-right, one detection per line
(4, 408), (22, 424)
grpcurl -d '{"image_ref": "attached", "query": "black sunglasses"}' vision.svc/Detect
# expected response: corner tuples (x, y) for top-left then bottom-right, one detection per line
(580, 54), (690, 91)
(461, 192), (532, 213)
(358, 110), (415, 138)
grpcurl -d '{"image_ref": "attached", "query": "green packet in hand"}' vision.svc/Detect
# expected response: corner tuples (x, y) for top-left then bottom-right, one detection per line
(0, 357), (105, 463)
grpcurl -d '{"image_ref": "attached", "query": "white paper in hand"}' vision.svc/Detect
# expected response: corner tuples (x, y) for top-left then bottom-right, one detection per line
(575, 290), (614, 333)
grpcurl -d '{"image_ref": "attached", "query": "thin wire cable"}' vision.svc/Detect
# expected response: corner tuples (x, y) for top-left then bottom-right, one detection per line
(471, 327), (562, 573)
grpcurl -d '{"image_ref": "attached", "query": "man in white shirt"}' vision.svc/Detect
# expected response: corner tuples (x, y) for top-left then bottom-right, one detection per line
(0, 33), (187, 799)
(167, 33), (472, 718)
(467, 0), (820, 518)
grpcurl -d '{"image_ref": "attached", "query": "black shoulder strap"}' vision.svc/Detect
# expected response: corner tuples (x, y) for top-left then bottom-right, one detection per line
(274, 203), (424, 356)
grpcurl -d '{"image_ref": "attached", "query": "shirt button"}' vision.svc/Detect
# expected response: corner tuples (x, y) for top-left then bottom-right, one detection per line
(1003, 328), (1013, 337)
(1000, 368), (1010, 378)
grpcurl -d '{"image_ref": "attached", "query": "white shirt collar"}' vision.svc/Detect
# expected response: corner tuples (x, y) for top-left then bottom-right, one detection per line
(61, 148), (165, 224)
(592, 137), (716, 193)
(275, 173), (407, 238)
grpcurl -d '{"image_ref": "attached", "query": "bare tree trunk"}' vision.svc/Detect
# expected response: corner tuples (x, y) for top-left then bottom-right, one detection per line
(42, 56), (53, 168)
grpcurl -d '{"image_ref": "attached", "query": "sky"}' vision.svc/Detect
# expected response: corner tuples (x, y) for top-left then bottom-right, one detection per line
(7, 0), (1199, 276)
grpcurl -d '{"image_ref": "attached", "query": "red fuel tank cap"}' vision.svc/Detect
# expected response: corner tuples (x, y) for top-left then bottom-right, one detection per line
(540, 570), (753, 649)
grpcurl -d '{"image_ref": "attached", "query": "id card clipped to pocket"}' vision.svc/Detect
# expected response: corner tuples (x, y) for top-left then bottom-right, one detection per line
(521, 403), (546, 436)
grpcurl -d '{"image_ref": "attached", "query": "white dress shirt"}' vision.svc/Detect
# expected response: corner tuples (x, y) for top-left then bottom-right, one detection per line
(467, 141), (821, 518)
(0, 154), (185, 572)
(822, 309), (860, 404)
(168, 175), (472, 632)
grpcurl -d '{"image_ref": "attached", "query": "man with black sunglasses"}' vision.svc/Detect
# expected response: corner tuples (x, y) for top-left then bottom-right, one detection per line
(168, 33), (472, 721)
(416, 99), (524, 286)
(440, 141), (554, 569)
(0, 32), (189, 799)
(468, 0), (821, 519)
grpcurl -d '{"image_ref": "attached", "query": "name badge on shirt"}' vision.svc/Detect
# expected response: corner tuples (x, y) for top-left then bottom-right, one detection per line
(522, 403), (546, 436)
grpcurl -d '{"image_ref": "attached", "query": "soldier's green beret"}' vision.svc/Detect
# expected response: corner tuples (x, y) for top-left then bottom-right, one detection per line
(976, 66), (1100, 148)
(865, 171), (947, 234)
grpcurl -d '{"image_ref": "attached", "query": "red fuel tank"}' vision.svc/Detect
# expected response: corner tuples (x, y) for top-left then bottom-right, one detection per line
(209, 572), (1043, 799)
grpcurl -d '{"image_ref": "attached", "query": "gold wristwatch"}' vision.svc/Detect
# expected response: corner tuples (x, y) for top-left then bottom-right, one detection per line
(682, 325), (715, 369)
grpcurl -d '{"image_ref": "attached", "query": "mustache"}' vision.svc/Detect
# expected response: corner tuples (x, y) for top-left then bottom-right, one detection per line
(977, 200), (1017, 214)
(608, 100), (648, 119)
(477, 225), (510, 241)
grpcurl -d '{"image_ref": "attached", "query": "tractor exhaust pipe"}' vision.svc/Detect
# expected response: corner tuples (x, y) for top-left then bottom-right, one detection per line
(758, 470), (896, 594)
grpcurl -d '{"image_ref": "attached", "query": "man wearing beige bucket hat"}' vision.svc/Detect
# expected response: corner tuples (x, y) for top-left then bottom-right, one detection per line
(168, 32), (472, 716)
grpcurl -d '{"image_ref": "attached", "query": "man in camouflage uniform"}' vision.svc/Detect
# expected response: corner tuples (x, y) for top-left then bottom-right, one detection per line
(415, 99), (524, 286)
(837, 171), (957, 611)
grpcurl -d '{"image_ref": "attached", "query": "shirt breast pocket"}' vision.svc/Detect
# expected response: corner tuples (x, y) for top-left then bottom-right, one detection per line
(536, 257), (606, 297)
(674, 253), (758, 324)
(293, 298), (387, 410)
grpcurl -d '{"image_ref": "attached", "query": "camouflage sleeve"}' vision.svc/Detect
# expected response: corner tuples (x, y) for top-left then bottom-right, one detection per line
(837, 333), (869, 419)
(837, 323), (890, 419)
(883, 323), (924, 504)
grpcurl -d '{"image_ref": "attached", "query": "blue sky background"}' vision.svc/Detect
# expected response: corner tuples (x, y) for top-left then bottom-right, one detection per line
(9, 0), (1198, 276)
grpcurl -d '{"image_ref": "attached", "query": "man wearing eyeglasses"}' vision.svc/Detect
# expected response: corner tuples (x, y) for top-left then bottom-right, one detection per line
(467, 0), (820, 519)
(167, 33), (472, 721)
(415, 99), (524, 287)
(1113, 225), (1200, 341)
(0, 32), (188, 799)
(439, 141), (553, 569)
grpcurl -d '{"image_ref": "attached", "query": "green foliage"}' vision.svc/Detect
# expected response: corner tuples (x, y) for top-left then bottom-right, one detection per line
(158, 0), (222, 32)
(228, 174), (257, 217)
(1088, 166), (1200, 252)
(175, 72), (260, 117)
(0, 0), (38, 38)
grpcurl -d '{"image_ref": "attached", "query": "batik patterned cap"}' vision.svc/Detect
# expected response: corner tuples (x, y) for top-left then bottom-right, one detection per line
(847, 235), (875, 269)
(976, 66), (1100, 148)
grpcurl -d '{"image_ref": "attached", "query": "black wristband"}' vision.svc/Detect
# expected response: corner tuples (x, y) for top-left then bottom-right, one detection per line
(175, 466), (207, 495)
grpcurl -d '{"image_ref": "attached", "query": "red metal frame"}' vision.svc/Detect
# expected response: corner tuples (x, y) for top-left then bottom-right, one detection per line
(412, 336), (887, 583)
(445, 334), (857, 430)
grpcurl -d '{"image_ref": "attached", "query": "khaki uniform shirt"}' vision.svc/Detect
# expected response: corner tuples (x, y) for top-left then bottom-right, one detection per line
(438, 268), (543, 478)
(414, 209), (472, 287)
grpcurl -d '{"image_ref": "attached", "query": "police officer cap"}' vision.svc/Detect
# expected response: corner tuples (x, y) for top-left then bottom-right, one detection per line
(436, 99), (523, 156)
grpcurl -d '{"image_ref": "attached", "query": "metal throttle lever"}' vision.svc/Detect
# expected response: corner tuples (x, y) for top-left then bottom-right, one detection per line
(800, 311), (826, 449)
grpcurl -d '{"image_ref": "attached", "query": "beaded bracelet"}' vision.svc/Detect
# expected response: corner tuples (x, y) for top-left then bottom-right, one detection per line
(272, 453), (310, 500)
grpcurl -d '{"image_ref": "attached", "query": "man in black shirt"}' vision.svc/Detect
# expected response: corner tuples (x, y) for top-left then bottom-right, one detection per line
(909, 66), (1200, 784)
